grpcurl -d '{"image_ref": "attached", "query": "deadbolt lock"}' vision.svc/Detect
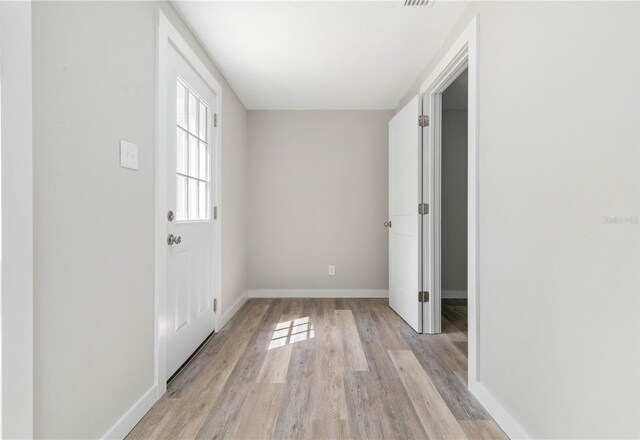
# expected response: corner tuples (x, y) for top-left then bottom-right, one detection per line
(167, 210), (175, 222)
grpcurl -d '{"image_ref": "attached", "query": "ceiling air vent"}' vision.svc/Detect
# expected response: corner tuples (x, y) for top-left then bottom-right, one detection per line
(404, 0), (429, 5)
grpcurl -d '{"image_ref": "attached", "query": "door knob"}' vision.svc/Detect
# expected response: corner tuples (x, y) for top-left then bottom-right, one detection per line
(384, 221), (392, 228)
(167, 234), (182, 245)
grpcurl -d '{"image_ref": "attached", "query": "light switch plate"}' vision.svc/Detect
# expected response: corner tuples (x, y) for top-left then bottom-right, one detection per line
(120, 140), (139, 170)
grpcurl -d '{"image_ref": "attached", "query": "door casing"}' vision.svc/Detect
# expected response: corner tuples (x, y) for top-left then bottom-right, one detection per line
(155, 11), (222, 397)
(419, 17), (478, 386)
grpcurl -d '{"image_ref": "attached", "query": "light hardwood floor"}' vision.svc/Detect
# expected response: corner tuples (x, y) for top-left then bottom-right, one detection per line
(127, 298), (507, 439)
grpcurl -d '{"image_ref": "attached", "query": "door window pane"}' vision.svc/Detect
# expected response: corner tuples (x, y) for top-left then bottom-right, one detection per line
(176, 77), (212, 221)
(188, 135), (199, 178)
(177, 82), (186, 128)
(199, 142), (208, 180)
(176, 129), (187, 174)
(199, 102), (207, 140)
(188, 91), (198, 135)
(188, 178), (198, 219)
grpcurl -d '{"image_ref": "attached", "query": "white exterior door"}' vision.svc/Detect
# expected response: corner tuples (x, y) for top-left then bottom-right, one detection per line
(388, 95), (423, 332)
(166, 44), (217, 377)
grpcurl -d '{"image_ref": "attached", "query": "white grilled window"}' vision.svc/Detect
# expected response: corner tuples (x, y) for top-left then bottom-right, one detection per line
(176, 78), (210, 221)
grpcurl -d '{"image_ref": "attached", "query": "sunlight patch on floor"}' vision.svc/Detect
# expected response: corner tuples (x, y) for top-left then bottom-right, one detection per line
(269, 317), (315, 349)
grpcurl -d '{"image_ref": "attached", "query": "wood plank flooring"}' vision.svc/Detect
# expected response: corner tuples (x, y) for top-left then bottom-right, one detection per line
(127, 299), (507, 439)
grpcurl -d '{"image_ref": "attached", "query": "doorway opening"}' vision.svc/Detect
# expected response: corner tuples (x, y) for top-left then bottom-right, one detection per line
(440, 69), (468, 351)
(419, 16), (477, 385)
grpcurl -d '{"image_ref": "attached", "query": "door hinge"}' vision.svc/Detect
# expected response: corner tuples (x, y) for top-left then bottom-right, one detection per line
(214, 113), (218, 128)
(214, 298), (217, 312)
(418, 291), (430, 302)
(214, 206), (218, 220)
(419, 115), (430, 127)
(419, 203), (429, 215)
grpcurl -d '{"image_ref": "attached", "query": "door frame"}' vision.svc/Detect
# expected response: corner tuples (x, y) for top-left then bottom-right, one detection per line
(419, 17), (478, 384)
(155, 11), (222, 396)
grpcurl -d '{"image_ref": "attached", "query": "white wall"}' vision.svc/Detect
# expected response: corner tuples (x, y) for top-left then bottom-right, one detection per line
(399, 2), (640, 438)
(0, 2), (33, 438)
(32, 2), (248, 438)
(219, 74), (250, 317)
(441, 109), (468, 294)
(248, 110), (392, 293)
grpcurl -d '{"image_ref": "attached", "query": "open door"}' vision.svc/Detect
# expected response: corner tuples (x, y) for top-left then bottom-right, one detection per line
(388, 95), (425, 332)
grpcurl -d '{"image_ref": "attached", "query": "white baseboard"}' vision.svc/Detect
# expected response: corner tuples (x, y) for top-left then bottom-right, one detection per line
(442, 290), (468, 299)
(469, 380), (531, 439)
(220, 290), (249, 329)
(248, 289), (389, 299)
(101, 384), (158, 439)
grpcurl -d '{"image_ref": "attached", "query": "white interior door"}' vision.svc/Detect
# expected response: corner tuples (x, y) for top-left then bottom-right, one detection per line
(388, 95), (423, 332)
(166, 44), (217, 377)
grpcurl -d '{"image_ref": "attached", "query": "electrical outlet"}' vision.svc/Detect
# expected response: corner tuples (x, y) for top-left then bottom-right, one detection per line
(328, 265), (336, 276)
